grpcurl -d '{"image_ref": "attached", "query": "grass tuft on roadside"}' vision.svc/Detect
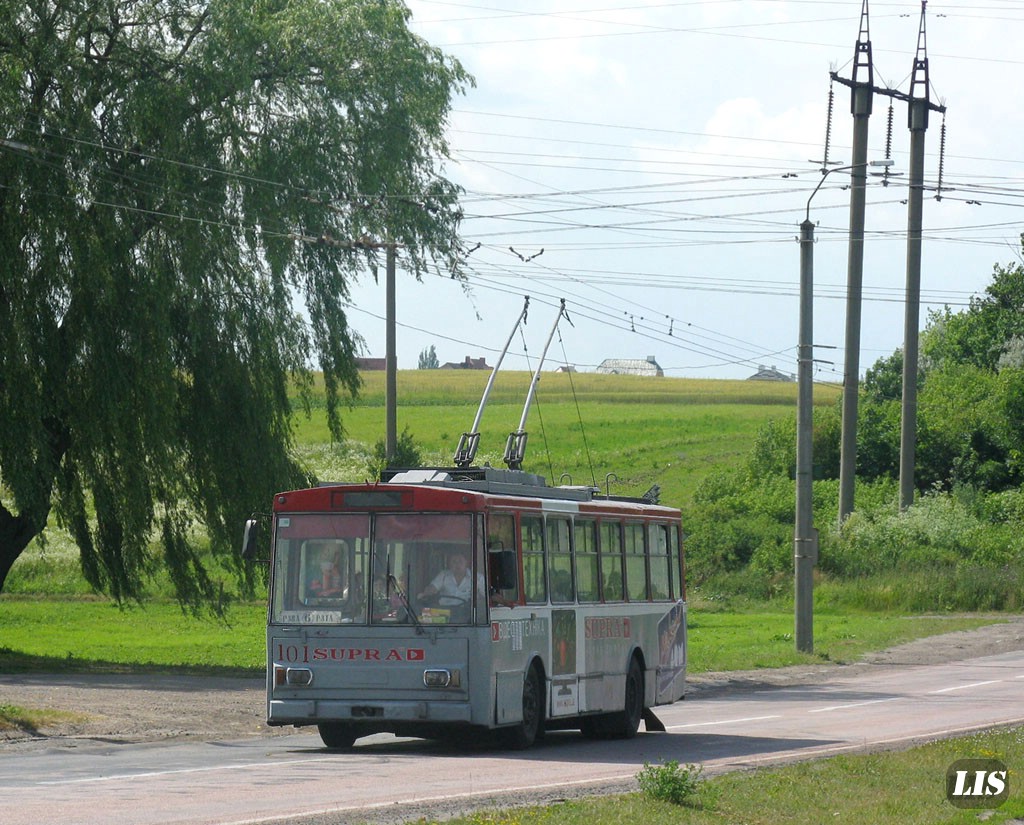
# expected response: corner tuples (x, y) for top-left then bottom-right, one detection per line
(0, 703), (90, 735)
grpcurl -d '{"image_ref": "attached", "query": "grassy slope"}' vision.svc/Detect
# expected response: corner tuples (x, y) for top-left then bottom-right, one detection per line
(295, 370), (840, 506)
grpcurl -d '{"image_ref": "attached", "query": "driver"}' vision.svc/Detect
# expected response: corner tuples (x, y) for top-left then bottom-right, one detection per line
(418, 552), (486, 606)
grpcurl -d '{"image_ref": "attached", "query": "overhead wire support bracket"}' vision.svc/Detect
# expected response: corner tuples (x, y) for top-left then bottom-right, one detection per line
(830, 1), (945, 120)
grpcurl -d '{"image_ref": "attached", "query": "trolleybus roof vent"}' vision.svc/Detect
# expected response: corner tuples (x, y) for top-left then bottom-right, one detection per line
(379, 465), (602, 502)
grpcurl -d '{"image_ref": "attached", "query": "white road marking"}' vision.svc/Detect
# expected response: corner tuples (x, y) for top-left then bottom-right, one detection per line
(808, 697), (901, 713)
(35, 758), (326, 786)
(666, 714), (781, 730)
(928, 680), (1002, 694)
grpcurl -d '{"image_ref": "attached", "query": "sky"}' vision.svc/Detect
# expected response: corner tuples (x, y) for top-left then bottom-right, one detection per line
(344, 0), (1024, 384)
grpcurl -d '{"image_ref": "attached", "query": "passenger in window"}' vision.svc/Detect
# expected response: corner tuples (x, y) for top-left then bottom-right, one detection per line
(371, 575), (389, 612)
(551, 569), (572, 603)
(605, 572), (624, 601)
(487, 540), (517, 608)
(309, 547), (343, 598)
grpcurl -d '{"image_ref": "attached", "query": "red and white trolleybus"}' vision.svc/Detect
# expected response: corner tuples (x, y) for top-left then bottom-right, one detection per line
(245, 299), (686, 748)
(254, 465), (686, 749)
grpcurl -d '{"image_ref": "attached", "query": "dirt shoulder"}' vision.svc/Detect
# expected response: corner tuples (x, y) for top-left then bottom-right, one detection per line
(2, 617), (1022, 752)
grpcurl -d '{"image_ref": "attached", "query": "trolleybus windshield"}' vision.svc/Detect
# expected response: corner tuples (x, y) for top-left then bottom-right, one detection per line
(271, 512), (478, 626)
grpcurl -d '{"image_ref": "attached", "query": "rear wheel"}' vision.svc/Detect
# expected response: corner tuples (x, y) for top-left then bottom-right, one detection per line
(579, 657), (644, 740)
(317, 722), (358, 749)
(616, 657), (644, 738)
(503, 663), (543, 749)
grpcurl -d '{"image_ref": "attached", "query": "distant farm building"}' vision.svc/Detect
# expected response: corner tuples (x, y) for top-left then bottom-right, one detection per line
(440, 355), (492, 370)
(355, 357), (386, 371)
(596, 356), (664, 377)
(748, 365), (794, 382)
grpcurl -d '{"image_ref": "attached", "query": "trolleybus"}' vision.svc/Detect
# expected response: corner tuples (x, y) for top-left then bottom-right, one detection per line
(244, 299), (686, 748)
(249, 465), (686, 749)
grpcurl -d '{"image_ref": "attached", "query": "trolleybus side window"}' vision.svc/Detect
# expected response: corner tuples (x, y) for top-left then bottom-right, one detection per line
(487, 513), (520, 606)
(522, 515), (547, 604)
(546, 516), (574, 604)
(574, 519), (599, 602)
(600, 520), (625, 602)
(670, 525), (683, 600)
(624, 522), (649, 601)
(473, 517), (488, 625)
(649, 523), (671, 600)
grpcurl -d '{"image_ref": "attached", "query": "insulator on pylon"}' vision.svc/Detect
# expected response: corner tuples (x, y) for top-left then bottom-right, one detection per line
(822, 80), (835, 171)
(935, 114), (947, 201)
(883, 99), (894, 186)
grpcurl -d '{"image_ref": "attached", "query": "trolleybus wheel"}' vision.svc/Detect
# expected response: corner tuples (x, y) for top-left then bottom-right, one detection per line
(504, 663), (543, 749)
(617, 656), (644, 738)
(317, 722), (357, 749)
(579, 657), (643, 739)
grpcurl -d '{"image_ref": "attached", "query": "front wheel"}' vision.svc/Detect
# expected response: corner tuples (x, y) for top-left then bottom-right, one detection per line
(317, 722), (357, 749)
(503, 664), (543, 749)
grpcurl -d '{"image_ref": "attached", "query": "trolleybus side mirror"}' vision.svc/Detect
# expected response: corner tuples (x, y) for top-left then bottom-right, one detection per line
(489, 548), (518, 591)
(241, 518), (262, 562)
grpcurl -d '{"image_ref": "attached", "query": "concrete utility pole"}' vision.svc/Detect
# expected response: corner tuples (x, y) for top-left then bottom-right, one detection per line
(385, 243), (397, 463)
(899, 2), (945, 510)
(833, 0), (875, 525)
(795, 159), (891, 653)
(795, 212), (817, 653)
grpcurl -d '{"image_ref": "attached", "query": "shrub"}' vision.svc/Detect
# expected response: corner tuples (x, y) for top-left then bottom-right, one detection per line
(366, 426), (422, 478)
(636, 760), (716, 808)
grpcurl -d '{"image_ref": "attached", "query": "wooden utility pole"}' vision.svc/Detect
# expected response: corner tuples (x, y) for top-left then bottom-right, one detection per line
(385, 243), (397, 463)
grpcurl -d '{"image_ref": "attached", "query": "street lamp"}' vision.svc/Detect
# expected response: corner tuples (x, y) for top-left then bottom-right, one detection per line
(795, 158), (894, 654)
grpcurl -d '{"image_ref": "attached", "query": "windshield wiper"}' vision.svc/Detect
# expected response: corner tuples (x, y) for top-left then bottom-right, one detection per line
(387, 559), (424, 635)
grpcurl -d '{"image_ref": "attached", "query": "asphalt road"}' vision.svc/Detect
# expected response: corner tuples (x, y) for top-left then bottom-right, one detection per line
(2, 649), (1023, 825)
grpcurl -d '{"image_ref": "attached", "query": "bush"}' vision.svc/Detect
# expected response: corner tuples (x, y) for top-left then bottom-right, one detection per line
(824, 487), (1024, 579)
(366, 426), (422, 478)
(636, 760), (716, 808)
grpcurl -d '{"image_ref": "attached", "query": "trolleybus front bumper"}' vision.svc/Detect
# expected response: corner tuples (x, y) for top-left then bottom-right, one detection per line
(268, 698), (474, 727)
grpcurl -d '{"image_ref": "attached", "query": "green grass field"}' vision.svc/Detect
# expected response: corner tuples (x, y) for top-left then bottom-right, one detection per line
(294, 370), (840, 506)
(0, 596), (997, 676)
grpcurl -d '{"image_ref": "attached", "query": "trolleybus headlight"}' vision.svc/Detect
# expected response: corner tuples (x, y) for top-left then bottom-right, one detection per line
(423, 669), (452, 688)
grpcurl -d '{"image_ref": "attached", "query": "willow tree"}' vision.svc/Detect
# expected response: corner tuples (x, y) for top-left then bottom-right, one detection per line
(0, 0), (470, 609)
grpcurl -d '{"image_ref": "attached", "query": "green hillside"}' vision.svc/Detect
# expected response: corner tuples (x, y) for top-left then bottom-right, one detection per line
(295, 370), (840, 508)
